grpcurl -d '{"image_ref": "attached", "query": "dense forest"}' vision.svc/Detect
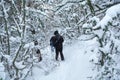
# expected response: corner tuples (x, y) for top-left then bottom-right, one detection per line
(0, 0), (120, 80)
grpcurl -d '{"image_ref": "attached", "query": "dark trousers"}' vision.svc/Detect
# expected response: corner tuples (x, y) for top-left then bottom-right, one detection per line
(55, 47), (64, 60)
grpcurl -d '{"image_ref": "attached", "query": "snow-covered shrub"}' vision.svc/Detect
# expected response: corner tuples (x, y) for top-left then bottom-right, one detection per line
(82, 16), (100, 34)
(88, 4), (120, 80)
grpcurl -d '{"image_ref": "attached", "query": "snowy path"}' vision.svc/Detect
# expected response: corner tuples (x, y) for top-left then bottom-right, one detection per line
(32, 40), (95, 80)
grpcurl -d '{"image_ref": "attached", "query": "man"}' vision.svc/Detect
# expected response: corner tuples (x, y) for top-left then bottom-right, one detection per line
(50, 30), (64, 61)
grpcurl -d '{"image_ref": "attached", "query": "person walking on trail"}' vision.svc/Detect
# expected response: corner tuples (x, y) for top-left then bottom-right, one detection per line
(50, 30), (64, 61)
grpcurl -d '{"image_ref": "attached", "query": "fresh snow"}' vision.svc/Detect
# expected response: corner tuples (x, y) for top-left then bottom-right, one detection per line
(0, 63), (5, 80)
(27, 39), (96, 80)
(1, 1), (120, 80)
(94, 4), (120, 29)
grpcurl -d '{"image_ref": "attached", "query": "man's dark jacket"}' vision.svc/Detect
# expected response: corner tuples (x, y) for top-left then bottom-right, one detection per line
(50, 34), (64, 50)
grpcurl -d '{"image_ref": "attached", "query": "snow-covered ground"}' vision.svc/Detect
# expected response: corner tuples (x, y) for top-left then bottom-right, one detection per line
(27, 38), (97, 80)
(25, 4), (120, 80)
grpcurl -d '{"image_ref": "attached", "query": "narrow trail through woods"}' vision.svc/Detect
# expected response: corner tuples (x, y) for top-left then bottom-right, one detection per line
(32, 40), (96, 80)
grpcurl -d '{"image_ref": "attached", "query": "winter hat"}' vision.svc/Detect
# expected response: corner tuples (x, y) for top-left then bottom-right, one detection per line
(54, 30), (59, 35)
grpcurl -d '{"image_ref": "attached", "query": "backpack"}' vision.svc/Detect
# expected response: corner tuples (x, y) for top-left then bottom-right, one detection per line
(50, 35), (61, 47)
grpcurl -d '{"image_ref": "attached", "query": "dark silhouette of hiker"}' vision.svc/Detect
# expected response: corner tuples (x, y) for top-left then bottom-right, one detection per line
(50, 30), (64, 61)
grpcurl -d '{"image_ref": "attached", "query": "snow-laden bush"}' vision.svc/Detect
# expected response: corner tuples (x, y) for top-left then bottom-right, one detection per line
(86, 4), (120, 80)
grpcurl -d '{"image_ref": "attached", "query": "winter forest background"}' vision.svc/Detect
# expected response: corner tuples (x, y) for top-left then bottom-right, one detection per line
(0, 0), (120, 80)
